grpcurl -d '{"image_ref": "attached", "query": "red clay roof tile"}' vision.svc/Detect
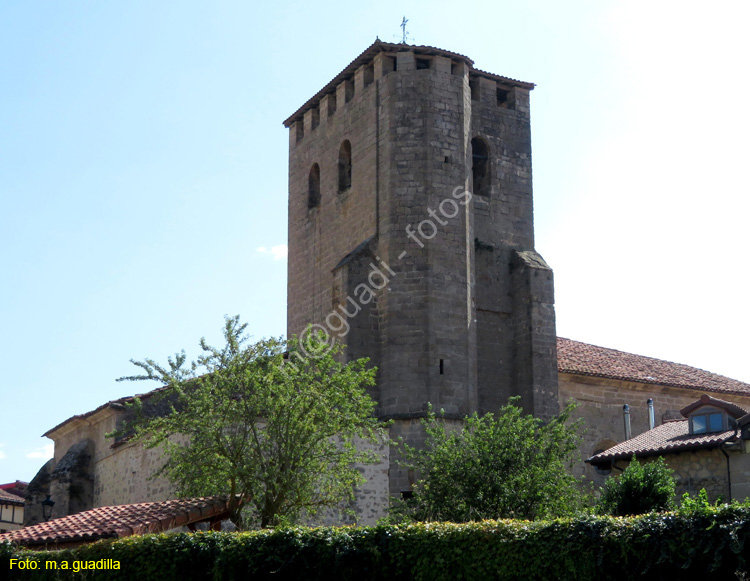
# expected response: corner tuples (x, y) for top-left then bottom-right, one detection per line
(557, 338), (750, 396)
(586, 419), (739, 464)
(0, 496), (228, 548)
(0, 489), (24, 506)
(679, 394), (748, 418)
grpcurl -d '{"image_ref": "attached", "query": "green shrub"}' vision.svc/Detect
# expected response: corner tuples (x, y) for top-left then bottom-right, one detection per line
(397, 399), (588, 522)
(597, 456), (676, 516)
(3, 507), (750, 581)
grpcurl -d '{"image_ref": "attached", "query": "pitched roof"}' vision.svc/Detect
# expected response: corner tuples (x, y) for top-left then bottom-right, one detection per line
(586, 419), (739, 465)
(0, 488), (24, 506)
(0, 497), (228, 548)
(680, 393), (748, 418)
(557, 338), (750, 396)
(282, 39), (535, 128)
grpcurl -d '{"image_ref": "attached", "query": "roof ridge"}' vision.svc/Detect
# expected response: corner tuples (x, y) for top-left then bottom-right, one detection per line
(557, 337), (750, 396)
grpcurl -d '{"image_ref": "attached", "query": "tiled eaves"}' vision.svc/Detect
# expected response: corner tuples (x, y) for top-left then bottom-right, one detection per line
(586, 419), (739, 464)
(0, 489), (24, 506)
(680, 394), (749, 419)
(557, 338), (750, 397)
(0, 496), (228, 548)
(282, 39), (534, 128)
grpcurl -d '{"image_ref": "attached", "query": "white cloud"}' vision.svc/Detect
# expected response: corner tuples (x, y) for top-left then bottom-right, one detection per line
(26, 443), (54, 460)
(256, 244), (288, 261)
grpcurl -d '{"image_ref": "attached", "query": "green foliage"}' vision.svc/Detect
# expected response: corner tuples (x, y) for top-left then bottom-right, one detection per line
(111, 316), (387, 529)
(597, 456), (676, 516)
(5, 507), (750, 580)
(678, 488), (750, 516)
(679, 488), (718, 515)
(396, 399), (588, 522)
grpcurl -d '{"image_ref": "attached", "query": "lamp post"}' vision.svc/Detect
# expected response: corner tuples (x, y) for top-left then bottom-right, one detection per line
(41, 494), (55, 522)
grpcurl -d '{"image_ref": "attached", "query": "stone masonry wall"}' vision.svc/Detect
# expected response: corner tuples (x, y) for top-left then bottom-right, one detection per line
(560, 372), (750, 489)
(469, 76), (557, 420)
(375, 52), (475, 421)
(43, 404), (389, 525)
(612, 450), (730, 503)
(666, 449), (730, 501)
(286, 45), (559, 494)
(93, 436), (182, 508)
(286, 56), (380, 348)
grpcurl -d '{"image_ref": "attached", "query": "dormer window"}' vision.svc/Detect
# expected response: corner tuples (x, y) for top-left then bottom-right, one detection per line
(691, 411), (724, 434)
(687, 404), (738, 434)
(681, 395), (746, 436)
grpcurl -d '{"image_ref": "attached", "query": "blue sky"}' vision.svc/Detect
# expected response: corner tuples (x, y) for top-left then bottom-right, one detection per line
(2, 1), (749, 482)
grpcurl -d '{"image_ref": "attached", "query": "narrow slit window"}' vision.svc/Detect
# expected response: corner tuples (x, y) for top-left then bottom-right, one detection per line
(308, 163), (321, 208)
(338, 140), (352, 192)
(471, 137), (490, 196)
(364, 63), (374, 86)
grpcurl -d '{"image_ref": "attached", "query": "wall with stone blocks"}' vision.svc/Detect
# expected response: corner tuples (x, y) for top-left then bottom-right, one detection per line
(40, 404), (389, 526)
(560, 372), (750, 490)
(93, 436), (182, 508)
(667, 449), (730, 501)
(613, 450), (730, 503)
(729, 449), (750, 501)
(286, 46), (559, 453)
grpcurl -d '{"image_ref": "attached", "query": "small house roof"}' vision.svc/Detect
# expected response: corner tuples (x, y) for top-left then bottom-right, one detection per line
(586, 412), (743, 466)
(0, 488), (25, 506)
(0, 496), (228, 548)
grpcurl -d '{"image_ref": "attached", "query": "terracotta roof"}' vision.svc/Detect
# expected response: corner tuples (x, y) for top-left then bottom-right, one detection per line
(586, 420), (739, 465)
(680, 394), (748, 418)
(0, 481), (28, 491)
(0, 489), (24, 506)
(282, 39), (535, 128)
(557, 338), (750, 396)
(0, 497), (228, 548)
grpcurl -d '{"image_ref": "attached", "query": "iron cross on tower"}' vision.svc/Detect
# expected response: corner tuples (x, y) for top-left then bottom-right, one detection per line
(400, 17), (409, 44)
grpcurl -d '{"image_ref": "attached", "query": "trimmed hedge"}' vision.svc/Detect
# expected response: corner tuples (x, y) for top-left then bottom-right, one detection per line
(3, 506), (750, 580)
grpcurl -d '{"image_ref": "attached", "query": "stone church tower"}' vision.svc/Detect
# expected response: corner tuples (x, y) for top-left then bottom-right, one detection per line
(284, 41), (558, 493)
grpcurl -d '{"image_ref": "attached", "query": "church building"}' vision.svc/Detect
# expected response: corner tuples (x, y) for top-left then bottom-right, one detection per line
(22, 41), (750, 527)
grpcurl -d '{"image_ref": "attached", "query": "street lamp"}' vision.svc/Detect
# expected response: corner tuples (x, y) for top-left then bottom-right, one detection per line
(41, 495), (55, 522)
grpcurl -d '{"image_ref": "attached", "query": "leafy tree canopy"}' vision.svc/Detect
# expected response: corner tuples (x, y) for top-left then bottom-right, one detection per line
(596, 456), (676, 516)
(111, 316), (387, 529)
(395, 398), (588, 522)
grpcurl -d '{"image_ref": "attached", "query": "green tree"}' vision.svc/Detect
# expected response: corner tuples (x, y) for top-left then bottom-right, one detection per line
(596, 456), (676, 516)
(396, 399), (587, 522)
(112, 316), (387, 530)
